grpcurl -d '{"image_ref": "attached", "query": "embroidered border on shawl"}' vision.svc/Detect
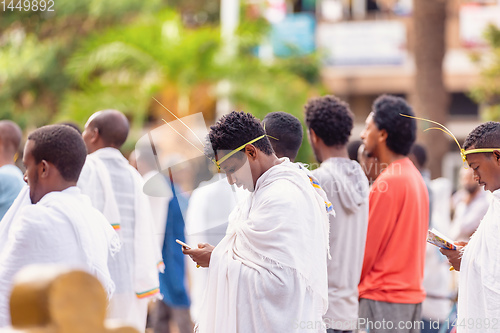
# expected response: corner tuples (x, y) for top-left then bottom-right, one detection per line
(136, 287), (160, 299)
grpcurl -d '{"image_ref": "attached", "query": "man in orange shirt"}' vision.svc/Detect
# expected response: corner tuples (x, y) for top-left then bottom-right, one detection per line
(359, 95), (429, 333)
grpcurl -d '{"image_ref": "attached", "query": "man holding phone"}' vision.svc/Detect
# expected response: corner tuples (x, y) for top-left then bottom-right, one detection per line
(183, 111), (332, 333)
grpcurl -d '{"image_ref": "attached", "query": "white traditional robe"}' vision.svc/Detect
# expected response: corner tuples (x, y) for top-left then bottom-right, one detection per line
(196, 158), (331, 333)
(143, 170), (172, 251)
(0, 186), (119, 327)
(458, 189), (500, 333)
(78, 148), (162, 332)
(185, 173), (245, 322)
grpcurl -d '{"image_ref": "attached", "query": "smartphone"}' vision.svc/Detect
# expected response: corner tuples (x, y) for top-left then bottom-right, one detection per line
(176, 239), (192, 249)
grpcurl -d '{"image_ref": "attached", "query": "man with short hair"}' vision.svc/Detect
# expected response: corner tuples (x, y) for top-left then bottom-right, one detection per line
(305, 95), (369, 333)
(0, 125), (118, 327)
(183, 111), (331, 333)
(441, 122), (500, 333)
(0, 120), (24, 220)
(262, 111), (303, 161)
(359, 95), (429, 332)
(78, 110), (162, 331)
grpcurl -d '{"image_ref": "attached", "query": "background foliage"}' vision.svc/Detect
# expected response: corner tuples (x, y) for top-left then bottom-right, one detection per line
(469, 24), (500, 121)
(0, 0), (320, 161)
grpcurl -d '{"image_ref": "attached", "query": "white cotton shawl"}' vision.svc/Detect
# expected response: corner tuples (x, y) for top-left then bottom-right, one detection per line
(458, 189), (500, 333)
(196, 158), (331, 333)
(78, 148), (163, 298)
(0, 186), (119, 327)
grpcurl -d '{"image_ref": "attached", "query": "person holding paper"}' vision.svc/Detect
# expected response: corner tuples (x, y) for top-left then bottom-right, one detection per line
(183, 111), (332, 333)
(440, 122), (500, 333)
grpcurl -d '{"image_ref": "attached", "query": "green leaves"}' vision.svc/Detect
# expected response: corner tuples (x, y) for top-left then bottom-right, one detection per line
(469, 24), (500, 121)
(0, 0), (322, 164)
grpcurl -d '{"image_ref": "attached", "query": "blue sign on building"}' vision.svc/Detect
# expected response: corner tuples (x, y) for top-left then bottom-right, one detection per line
(271, 13), (316, 57)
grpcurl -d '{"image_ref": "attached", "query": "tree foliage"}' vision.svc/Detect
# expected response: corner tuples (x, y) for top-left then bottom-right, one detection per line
(0, 1), (321, 164)
(470, 24), (500, 121)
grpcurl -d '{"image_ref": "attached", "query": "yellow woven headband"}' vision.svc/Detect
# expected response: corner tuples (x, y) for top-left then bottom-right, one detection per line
(216, 135), (266, 167)
(400, 114), (500, 167)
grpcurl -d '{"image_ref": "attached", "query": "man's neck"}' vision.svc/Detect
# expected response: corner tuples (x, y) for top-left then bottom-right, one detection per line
(264, 154), (282, 170)
(319, 145), (349, 162)
(89, 146), (119, 154)
(87, 142), (116, 154)
(250, 154), (282, 191)
(47, 181), (78, 194)
(0, 156), (14, 168)
(377, 146), (406, 166)
(36, 181), (78, 203)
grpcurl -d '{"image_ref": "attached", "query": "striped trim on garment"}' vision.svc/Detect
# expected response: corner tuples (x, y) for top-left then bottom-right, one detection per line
(136, 287), (160, 299)
(157, 260), (165, 272)
(308, 177), (334, 213)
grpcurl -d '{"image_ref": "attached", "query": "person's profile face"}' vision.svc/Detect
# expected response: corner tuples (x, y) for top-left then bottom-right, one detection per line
(81, 122), (96, 153)
(23, 140), (42, 204)
(459, 166), (480, 194)
(360, 113), (379, 159)
(220, 153), (255, 192)
(307, 129), (322, 163)
(82, 112), (101, 153)
(358, 143), (380, 183)
(466, 151), (500, 192)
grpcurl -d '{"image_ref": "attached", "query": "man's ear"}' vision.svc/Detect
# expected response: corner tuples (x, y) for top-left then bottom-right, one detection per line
(493, 150), (500, 166)
(309, 129), (318, 145)
(87, 127), (99, 144)
(39, 160), (50, 179)
(378, 129), (388, 143)
(245, 144), (257, 160)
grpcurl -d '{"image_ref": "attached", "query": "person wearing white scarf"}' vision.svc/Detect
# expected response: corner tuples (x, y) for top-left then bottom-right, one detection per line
(440, 122), (500, 333)
(184, 111), (332, 333)
(0, 125), (119, 327)
(78, 110), (163, 332)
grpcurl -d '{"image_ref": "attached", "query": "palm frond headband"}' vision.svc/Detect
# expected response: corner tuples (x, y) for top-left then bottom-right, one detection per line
(400, 114), (500, 167)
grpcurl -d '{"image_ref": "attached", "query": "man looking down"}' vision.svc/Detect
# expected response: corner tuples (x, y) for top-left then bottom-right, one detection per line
(184, 111), (332, 333)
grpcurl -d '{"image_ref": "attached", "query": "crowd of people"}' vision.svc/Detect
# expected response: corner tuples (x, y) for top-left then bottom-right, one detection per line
(0, 93), (498, 333)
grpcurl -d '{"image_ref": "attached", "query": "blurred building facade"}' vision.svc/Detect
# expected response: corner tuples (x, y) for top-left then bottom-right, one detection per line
(264, 0), (500, 180)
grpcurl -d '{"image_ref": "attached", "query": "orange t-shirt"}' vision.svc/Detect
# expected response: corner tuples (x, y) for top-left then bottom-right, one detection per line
(358, 157), (429, 304)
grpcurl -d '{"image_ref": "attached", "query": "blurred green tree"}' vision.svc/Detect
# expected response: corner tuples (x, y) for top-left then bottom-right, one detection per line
(469, 24), (500, 121)
(60, 9), (321, 147)
(0, 0), (164, 128)
(0, 1), (322, 163)
(1, 2), (322, 135)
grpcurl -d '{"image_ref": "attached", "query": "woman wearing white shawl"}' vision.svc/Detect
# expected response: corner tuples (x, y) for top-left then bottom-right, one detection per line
(183, 112), (332, 333)
(0, 125), (119, 327)
(440, 122), (500, 333)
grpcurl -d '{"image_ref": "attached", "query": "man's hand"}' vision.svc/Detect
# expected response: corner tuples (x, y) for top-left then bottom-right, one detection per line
(182, 243), (215, 268)
(440, 241), (468, 271)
